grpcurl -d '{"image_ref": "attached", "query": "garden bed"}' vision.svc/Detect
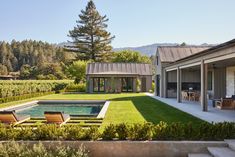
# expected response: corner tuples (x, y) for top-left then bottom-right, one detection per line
(0, 140), (227, 157)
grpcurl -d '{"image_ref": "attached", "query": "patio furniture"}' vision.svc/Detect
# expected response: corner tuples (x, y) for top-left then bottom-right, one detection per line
(188, 91), (196, 101)
(0, 111), (30, 125)
(44, 111), (70, 126)
(212, 99), (221, 107)
(181, 91), (189, 101)
(215, 98), (235, 110)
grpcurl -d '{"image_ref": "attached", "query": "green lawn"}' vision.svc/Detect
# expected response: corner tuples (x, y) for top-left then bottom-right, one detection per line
(0, 93), (204, 126)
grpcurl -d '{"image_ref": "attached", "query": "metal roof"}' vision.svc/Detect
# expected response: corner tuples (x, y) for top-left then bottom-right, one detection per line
(86, 63), (152, 76)
(157, 46), (212, 62)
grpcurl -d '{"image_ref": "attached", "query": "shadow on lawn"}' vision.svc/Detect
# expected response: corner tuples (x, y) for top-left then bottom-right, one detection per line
(108, 95), (204, 124)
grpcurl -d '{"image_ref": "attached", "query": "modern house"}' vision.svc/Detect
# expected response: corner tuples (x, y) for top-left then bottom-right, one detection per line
(86, 63), (152, 93)
(155, 39), (235, 111)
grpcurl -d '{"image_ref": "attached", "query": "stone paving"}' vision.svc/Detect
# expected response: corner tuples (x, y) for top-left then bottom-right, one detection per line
(146, 93), (235, 123)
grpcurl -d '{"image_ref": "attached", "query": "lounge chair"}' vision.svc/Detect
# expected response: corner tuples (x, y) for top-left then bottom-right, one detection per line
(44, 111), (70, 126)
(0, 111), (30, 125)
(216, 98), (235, 110)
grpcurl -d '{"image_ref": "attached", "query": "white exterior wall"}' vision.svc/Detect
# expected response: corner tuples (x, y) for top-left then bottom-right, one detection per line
(226, 66), (235, 97)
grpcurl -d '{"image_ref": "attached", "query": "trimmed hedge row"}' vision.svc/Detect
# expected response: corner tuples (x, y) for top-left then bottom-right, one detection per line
(0, 91), (55, 104)
(64, 83), (86, 92)
(0, 122), (235, 141)
(0, 80), (72, 98)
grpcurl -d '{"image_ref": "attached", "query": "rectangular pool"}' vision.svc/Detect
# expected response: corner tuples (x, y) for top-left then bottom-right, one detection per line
(8, 100), (106, 118)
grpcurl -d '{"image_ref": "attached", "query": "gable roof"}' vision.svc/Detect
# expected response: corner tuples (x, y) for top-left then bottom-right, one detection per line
(157, 46), (212, 63)
(86, 63), (152, 76)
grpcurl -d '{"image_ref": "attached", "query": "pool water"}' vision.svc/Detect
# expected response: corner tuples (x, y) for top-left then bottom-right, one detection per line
(16, 103), (103, 118)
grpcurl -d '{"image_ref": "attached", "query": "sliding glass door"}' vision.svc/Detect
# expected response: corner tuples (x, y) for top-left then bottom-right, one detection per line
(93, 78), (105, 92)
(122, 78), (133, 92)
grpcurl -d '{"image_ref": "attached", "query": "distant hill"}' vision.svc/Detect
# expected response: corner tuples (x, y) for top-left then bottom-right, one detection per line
(113, 43), (178, 56)
(59, 42), (216, 56)
(113, 43), (217, 56)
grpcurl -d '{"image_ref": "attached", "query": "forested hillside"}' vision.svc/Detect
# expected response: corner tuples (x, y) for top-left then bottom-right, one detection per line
(0, 40), (76, 79)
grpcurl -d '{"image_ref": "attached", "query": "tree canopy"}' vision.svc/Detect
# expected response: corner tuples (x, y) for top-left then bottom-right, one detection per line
(0, 40), (76, 79)
(67, 0), (115, 62)
(66, 60), (89, 83)
(112, 50), (151, 64)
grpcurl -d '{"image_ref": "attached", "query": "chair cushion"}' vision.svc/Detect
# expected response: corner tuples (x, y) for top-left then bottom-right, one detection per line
(62, 114), (70, 121)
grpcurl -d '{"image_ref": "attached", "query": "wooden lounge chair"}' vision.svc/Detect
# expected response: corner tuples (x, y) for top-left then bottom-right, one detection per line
(44, 111), (70, 126)
(216, 98), (235, 110)
(0, 111), (30, 126)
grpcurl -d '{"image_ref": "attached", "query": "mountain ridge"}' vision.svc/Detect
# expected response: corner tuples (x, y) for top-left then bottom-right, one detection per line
(59, 42), (216, 56)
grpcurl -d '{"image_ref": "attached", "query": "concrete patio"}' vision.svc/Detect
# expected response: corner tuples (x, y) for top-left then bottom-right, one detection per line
(146, 93), (235, 123)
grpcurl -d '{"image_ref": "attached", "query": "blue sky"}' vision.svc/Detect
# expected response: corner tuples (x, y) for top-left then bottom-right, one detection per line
(0, 0), (235, 47)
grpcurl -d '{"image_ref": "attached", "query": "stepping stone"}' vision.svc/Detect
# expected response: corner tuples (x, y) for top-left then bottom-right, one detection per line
(208, 147), (235, 157)
(188, 153), (212, 157)
(225, 139), (235, 151)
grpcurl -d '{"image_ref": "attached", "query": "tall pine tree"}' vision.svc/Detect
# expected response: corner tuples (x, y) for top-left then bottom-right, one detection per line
(67, 0), (115, 62)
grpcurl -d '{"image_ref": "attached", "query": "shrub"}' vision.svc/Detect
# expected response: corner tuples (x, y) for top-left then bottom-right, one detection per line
(65, 83), (86, 92)
(34, 125), (65, 140)
(136, 79), (141, 93)
(102, 124), (117, 140)
(65, 125), (86, 140)
(116, 123), (129, 140)
(0, 92), (54, 104)
(83, 126), (100, 141)
(128, 123), (153, 140)
(0, 141), (89, 157)
(152, 82), (155, 92)
(0, 80), (72, 103)
(0, 122), (234, 141)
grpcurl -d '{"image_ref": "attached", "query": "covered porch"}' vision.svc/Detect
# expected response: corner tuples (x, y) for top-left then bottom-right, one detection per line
(161, 39), (235, 112)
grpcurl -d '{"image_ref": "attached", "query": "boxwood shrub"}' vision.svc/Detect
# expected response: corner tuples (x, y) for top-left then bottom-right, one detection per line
(0, 122), (234, 141)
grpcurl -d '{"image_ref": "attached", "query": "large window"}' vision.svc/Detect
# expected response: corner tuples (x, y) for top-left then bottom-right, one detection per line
(122, 78), (133, 92)
(93, 78), (105, 92)
(208, 71), (213, 90)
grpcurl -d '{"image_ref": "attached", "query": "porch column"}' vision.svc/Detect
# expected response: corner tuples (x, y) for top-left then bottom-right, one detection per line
(177, 67), (182, 103)
(86, 76), (90, 93)
(162, 69), (167, 98)
(163, 70), (168, 98)
(201, 60), (208, 111)
(160, 69), (164, 97)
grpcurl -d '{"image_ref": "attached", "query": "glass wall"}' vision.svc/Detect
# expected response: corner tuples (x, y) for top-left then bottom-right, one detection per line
(122, 78), (133, 92)
(93, 78), (105, 92)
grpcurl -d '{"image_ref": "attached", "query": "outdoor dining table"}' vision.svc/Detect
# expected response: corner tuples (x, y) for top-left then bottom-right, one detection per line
(188, 91), (196, 101)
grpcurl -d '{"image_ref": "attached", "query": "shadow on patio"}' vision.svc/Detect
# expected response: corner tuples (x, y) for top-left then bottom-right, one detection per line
(146, 93), (235, 123)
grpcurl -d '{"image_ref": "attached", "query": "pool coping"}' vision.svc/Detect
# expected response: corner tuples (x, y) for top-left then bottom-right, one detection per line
(0, 100), (110, 118)
(97, 101), (110, 118)
(0, 100), (39, 111)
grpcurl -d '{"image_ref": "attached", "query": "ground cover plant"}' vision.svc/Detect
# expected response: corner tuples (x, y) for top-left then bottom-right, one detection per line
(0, 141), (89, 157)
(0, 122), (234, 141)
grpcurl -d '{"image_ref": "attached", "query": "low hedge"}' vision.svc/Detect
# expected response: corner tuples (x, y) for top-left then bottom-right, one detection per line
(0, 122), (235, 141)
(0, 92), (55, 104)
(0, 141), (89, 157)
(65, 83), (86, 92)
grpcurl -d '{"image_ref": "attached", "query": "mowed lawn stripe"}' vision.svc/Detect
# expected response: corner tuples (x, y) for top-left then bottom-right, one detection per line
(0, 93), (204, 126)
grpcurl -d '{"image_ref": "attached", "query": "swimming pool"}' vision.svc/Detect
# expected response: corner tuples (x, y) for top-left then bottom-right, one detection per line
(6, 100), (108, 118)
